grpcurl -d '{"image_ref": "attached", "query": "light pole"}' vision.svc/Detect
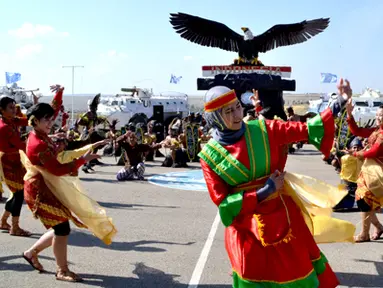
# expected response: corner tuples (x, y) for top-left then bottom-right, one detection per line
(62, 65), (84, 126)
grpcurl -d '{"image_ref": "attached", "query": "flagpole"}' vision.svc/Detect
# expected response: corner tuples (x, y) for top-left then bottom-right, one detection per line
(62, 65), (84, 126)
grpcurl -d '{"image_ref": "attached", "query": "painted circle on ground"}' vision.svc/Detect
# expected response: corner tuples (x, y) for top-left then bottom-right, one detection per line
(148, 169), (207, 192)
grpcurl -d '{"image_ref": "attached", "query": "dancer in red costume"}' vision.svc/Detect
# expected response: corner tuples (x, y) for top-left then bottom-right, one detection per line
(0, 96), (31, 236)
(345, 100), (383, 242)
(199, 79), (353, 287)
(21, 103), (116, 282)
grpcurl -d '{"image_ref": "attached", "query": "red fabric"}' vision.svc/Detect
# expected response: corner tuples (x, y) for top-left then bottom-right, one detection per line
(26, 131), (85, 176)
(62, 112), (69, 127)
(52, 88), (64, 120)
(0, 117), (27, 192)
(0, 117), (27, 153)
(348, 116), (383, 159)
(318, 263), (339, 288)
(204, 89), (236, 111)
(201, 160), (258, 216)
(24, 173), (85, 229)
(319, 108), (335, 158)
(200, 118), (338, 285)
(361, 141), (383, 158)
(24, 130), (87, 229)
(347, 116), (376, 139)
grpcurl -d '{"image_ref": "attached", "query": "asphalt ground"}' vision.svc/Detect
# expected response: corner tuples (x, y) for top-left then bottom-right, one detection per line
(0, 145), (382, 288)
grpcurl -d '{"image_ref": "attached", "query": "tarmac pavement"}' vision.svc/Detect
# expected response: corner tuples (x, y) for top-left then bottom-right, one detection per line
(0, 145), (382, 288)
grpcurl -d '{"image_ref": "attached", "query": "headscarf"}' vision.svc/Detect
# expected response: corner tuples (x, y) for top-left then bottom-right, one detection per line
(349, 137), (362, 148)
(203, 86), (245, 146)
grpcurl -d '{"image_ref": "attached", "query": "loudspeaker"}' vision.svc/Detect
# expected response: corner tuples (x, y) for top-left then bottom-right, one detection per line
(153, 105), (164, 122)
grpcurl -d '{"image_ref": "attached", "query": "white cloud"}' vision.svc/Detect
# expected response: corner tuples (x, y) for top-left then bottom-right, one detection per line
(15, 44), (43, 59)
(8, 23), (69, 39)
(184, 56), (193, 61)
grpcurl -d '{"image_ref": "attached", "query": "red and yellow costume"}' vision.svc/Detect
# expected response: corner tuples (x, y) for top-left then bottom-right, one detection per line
(347, 116), (383, 210)
(24, 131), (86, 229)
(51, 88), (64, 120)
(0, 116), (28, 193)
(199, 87), (344, 287)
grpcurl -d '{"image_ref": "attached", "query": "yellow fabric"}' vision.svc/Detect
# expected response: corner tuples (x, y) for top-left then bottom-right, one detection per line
(0, 152), (5, 183)
(360, 158), (383, 199)
(143, 134), (155, 145)
(19, 150), (117, 245)
(57, 144), (93, 164)
(340, 155), (363, 183)
(0, 152), (11, 200)
(170, 138), (180, 149)
(284, 172), (356, 244)
(0, 152), (19, 197)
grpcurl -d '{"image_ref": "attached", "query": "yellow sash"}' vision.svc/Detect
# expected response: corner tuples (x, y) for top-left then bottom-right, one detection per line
(19, 150), (117, 245)
(56, 144), (93, 164)
(340, 155), (363, 183)
(284, 172), (356, 244)
(360, 158), (383, 199)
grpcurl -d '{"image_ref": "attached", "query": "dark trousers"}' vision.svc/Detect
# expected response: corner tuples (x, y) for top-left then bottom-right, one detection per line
(52, 221), (71, 236)
(5, 190), (24, 217)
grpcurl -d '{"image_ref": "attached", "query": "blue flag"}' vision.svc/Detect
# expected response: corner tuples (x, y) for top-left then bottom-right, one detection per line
(5, 72), (21, 84)
(320, 73), (337, 83)
(170, 74), (182, 84)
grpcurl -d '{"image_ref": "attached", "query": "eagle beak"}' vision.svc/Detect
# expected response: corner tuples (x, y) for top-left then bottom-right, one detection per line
(241, 27), (248, 32)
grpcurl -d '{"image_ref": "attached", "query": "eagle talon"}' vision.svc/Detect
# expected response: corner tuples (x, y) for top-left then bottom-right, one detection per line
(251, 58), (259, 65)
(237, 57), (244, 64)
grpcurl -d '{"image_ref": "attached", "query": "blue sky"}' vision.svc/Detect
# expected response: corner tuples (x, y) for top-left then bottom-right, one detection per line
(0, 0), (381, 96)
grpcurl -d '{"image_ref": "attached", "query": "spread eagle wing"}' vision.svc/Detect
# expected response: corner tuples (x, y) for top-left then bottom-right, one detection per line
(169, 12), (243, 52)
(253, 18), (330, 53)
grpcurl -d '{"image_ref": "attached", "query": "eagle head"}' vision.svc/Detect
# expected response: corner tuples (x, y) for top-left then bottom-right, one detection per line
(241, 27), (254, 40)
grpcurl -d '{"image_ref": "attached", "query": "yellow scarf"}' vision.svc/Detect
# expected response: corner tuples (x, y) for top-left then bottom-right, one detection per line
(19, 150), (117, 245)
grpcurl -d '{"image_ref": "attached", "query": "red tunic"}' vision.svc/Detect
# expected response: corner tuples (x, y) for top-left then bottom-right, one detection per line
(200, 109), (338, 287)
(0, 117), (28, 192)
(347, 116), (383, 210)
(24, 130), (86, 229)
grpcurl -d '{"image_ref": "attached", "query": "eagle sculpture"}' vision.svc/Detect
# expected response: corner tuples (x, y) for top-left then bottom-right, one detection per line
(169, 13), (330, 65)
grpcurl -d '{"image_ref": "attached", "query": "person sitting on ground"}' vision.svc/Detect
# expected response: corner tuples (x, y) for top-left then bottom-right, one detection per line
(115, 131), (161, 180)
(162, 127), (188, 168)
(143, 120), (161, 161)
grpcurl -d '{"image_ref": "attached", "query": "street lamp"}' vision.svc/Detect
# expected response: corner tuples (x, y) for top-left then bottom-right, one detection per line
(62, 65), (84, 126)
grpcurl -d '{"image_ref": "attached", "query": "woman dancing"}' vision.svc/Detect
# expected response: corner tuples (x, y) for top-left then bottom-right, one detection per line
(345, 100), (383, 242)
(0, 96), (31, 236)
(199, 79), (354, 287)
(21, 103), (116, 282)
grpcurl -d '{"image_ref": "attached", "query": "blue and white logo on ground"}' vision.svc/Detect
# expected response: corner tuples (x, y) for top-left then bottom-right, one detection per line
(148, 169), (207, 192)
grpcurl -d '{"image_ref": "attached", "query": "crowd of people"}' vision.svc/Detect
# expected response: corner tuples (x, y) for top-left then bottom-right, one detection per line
(0, 78), (382, 286)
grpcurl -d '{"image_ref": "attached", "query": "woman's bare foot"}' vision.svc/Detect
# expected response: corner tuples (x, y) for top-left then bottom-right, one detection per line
(0, 221), (11, 231)
(371, 229), (383, 240)
(56, 268), (83, 282)
(22, 250), (45, 272)
(354, 234), (370, 243)
(10, 227), (32, 237)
